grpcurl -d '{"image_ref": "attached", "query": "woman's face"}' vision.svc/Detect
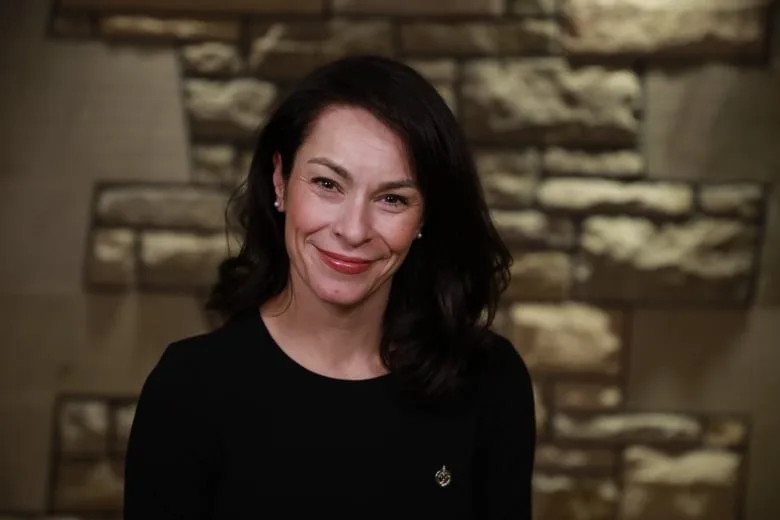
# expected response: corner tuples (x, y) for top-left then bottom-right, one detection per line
(272, 105), (424, 310)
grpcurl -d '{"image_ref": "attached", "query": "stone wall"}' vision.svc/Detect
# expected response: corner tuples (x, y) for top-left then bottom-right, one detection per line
(19, 0), (776, 518)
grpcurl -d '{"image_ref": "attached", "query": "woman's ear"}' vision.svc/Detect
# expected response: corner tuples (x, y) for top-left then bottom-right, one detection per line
(272, 153), (285, 212)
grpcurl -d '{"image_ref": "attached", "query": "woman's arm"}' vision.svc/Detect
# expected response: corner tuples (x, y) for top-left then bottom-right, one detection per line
(474, 336), (537, 519)
(124, 340), (219, 520)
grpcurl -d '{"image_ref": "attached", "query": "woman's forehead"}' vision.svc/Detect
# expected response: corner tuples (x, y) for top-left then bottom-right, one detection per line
(297, 106), (415, 181)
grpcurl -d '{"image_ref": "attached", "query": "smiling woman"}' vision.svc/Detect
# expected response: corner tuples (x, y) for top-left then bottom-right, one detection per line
(272, 106), (424, 313)
(123, 55), (536, 519)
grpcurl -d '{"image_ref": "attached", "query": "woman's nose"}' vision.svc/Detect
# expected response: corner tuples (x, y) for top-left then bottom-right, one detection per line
(331, 197), (371, 246)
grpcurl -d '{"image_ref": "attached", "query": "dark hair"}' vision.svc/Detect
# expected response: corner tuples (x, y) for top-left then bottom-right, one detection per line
(207, 55), (512, 401)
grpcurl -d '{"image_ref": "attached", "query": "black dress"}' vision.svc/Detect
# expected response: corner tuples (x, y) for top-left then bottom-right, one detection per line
(123, 309), (536, 519)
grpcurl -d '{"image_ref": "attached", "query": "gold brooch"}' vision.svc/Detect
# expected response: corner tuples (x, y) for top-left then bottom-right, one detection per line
(435, 465), (452, 488)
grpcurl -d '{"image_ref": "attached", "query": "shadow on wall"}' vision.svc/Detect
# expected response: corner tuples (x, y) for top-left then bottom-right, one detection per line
(628, 309), (751, 402)
(653, 62), (780, 184)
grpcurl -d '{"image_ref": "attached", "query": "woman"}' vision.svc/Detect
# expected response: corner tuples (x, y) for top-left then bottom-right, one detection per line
(124, 55), (535, 519)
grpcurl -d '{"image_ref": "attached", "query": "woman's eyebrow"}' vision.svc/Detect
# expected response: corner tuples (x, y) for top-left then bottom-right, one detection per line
(308, 156), (418, 191)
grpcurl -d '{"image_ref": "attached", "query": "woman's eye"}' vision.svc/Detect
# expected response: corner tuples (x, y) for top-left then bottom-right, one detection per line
(313, 177), (338, 191)
(382, 194), (409, 206)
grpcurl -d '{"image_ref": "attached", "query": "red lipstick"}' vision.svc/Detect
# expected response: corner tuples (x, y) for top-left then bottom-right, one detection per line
(317, 248), (372, 275)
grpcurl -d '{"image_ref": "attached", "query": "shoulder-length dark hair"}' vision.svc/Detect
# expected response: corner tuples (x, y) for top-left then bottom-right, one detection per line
(207, 55), (512, 401)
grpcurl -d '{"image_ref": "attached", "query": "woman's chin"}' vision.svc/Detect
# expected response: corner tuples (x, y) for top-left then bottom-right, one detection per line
(312, 282), (372, 309)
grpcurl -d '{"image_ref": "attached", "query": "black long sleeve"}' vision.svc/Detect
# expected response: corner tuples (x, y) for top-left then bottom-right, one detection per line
(121, 312), (535, 519)
(474, 336), (537, 519)
(124, 340), (219, 520)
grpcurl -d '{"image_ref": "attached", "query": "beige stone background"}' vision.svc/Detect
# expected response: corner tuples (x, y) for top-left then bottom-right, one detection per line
(1, 0), (779, 519)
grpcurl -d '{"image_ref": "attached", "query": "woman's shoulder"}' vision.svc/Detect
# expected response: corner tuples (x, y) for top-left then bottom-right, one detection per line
(476, 329), (528, 371)
(472, 329), (534, 398)
(150, 309), (268, 383)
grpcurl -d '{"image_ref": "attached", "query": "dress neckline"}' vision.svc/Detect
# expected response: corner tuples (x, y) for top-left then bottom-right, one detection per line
(249, 307), (394, 388)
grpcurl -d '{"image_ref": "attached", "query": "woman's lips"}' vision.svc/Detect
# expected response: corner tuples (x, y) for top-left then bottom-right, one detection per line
(316, 248), (373, 275)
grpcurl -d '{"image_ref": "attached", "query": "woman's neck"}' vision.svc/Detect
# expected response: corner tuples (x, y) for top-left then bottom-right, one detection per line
(260, 280), (390, 380)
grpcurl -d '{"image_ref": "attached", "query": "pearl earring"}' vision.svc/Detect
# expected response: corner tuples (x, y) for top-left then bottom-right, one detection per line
(274, 201), (280, 209)
(416, 231), (422, 239)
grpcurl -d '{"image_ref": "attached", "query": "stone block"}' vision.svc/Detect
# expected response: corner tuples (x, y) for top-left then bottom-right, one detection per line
(577, 216), (759, 303)
(61, 0), (324, 14)
(462, 59), (640, 145)
(475, 151), (539, 208)
(491, 210), (575, 249)
(625, 446), (740, 485)
(192, 145), (238, 185)
(534, 475), (618, 520)
(555, 413), (702, 443)
(700, 183), (764, 220)
(98, 15), (239, 42)
(332, 0), (504, 15)
(185, 79), (276, 138)
(704, 417), (748, 449)
(139, 231), (229, 289)
(509, 303), (622, 374)
(58, 400), (109, 455)
(506, 251), (572, 300)
(477, 159), (538, 208)
(620, 446), (741, 520)
(86, 229), (136, 287)
(96, 185), (229, 231)
(181, 43), (243, 75)
(249, 21), (392, 80)
(562, 0), (771, 59)
(51, 459), (123, 512)
(400, 21), (558, 56)
(543, 148), (644, 178)
(554, 382), (623, 411)
(538, 179), (693, 217)
(535, 445), (617, 472)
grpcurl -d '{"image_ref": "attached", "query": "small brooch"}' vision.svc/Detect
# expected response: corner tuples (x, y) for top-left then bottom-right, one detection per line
(435, 465), (452, 488)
